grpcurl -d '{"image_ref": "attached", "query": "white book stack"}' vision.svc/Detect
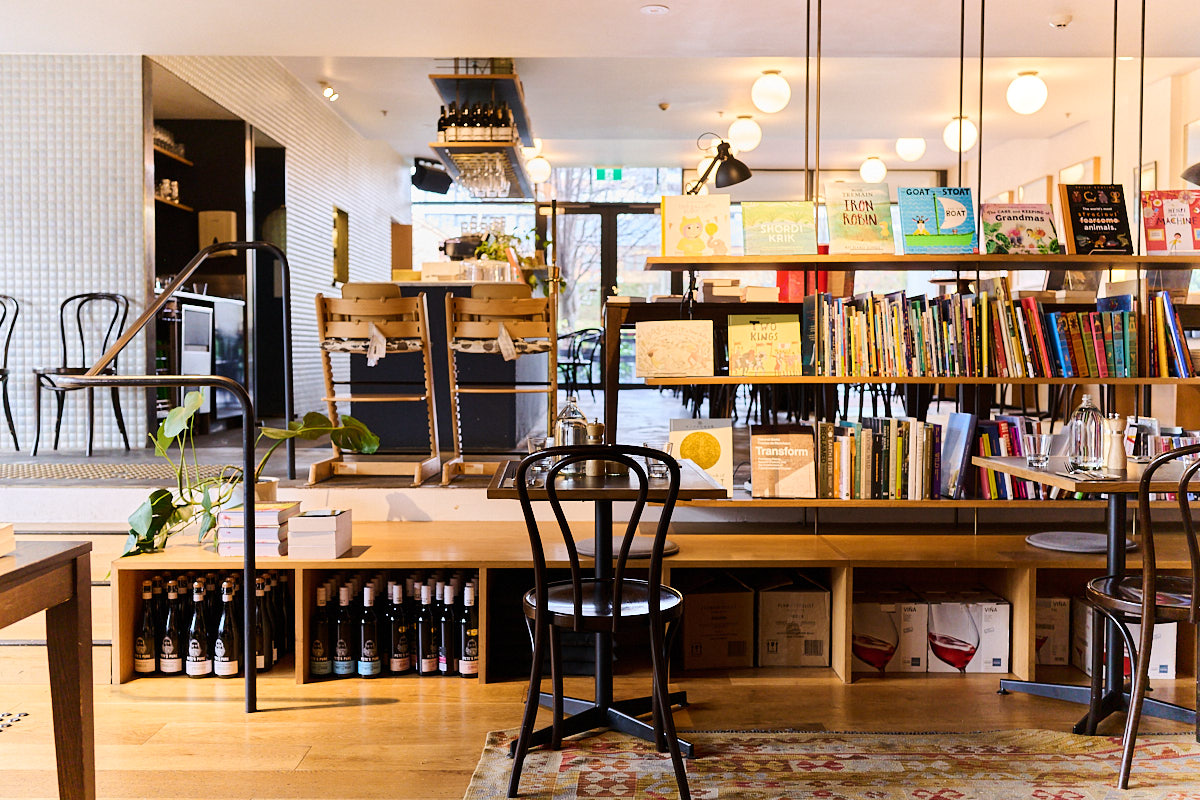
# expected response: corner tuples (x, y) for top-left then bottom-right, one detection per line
(288, 510), (353, 559)
(215, 523), (288, 557)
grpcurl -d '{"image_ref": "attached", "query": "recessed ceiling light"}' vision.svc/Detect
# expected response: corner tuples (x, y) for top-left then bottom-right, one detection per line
(640, 4), (670, 15)
(1118, 56), (1134, 61)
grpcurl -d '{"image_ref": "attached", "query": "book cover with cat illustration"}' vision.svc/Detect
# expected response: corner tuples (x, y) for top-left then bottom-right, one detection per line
(741, 201), (817, 255)
(824, 183), (894, 254)
(660, 195), (732, 258)
(896, 187), (978, 254)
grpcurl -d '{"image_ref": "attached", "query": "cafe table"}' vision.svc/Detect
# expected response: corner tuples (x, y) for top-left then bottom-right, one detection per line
(971, 454), (1196, 733)
(487, 457), (726, 755)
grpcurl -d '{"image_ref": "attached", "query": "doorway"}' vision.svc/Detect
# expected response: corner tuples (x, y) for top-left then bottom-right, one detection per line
(251, 129), (286, 417)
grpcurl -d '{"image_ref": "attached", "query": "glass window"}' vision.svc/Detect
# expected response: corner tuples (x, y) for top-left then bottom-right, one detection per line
(550, 168), (681, 203)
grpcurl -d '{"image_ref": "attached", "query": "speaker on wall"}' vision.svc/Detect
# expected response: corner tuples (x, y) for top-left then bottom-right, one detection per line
(413, 158), (453, 194)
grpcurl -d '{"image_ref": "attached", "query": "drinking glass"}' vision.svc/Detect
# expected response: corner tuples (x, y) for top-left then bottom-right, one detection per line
(1022, 433), (1052, 469)
(851, 606), (899, 676)
(526, 436), (549, 478)
(928, 603), (981, 673)
(641, 441), (672, 480)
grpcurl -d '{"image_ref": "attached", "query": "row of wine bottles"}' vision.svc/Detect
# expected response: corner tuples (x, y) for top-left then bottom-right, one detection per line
(133, 570), (292, 678)
(310, 570), (479, 680)
(435, 102), (517, 144)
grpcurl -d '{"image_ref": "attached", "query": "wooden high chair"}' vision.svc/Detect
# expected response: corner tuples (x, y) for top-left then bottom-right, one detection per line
(311, 283), (441, 485)
(442, 291), (556, 484)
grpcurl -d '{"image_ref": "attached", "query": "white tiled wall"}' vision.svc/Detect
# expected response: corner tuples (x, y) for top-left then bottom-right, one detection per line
(0, 55), (147, 453)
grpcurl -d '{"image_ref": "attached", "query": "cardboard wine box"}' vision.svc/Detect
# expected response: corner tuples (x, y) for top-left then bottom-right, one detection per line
(1035, 597), (1070, 666)
(681, 572), (754, 670)
(756, 574), (830, 667)
(924, 588), (1011, 674)
(852, 589), (928, 673)
(1070, 597), (1177, 679)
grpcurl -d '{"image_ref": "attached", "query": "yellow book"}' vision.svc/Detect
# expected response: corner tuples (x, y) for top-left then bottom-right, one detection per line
(1155, 295), (1170, 377)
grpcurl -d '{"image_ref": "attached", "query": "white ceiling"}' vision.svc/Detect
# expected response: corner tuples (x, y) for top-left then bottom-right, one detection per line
(6, 0), (1200, 171)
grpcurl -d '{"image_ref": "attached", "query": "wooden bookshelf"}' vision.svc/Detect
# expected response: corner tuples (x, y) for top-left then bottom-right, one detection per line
(645, 254), (1199, 272)
(641, 375), (1200, 386)
(153, 195), (194, 212)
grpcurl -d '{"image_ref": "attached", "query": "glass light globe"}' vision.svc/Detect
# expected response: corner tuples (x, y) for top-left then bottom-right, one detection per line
(520, 138), (543, 160)
(1006, 71), (1048, 115)
(942, 116), (978, 152)
(894, 137), (926, 162)
(751, 70), (790, 114)
(859, 157), (887, 184)
(727, 115), (762, 152)
(526, 156), (552, 184)
(696, 156), (716, 177)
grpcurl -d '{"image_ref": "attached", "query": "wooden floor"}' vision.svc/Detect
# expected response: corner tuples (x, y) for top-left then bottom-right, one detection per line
(0, 667), (1193, 799)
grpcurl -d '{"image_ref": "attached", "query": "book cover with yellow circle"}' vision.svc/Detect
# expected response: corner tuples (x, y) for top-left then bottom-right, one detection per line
(668, 419), (732, 494)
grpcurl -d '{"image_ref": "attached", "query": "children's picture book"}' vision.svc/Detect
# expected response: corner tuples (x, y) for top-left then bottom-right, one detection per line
(896, 187), (977, 254)
(979, 203), (1060, 254)
(741, 201), (817, 255)
(634, 320), (714, 377)
(728, 314), (803, 377)
(750, 424), (817, 498)
(669, 418), (733, 495)
(1141, 190), (1200, 255)
(934, 412), (977, 499)
(824, 183), (894, 254)
(1058, 184), (1133, 254)
(660, 194), (732, 257)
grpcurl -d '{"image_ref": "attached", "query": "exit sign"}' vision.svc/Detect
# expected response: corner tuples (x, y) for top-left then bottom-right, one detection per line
(595, 167), (623, 181)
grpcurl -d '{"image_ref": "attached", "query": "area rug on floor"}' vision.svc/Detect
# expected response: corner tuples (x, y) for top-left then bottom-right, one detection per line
(464, 728), (1200, 799)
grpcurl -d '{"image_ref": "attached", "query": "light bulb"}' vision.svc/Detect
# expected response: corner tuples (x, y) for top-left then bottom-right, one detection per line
(328, 92), (339, 102)
(942, 116), (978, 152)
(526, 156), (552, 184)
(696, 156), (716, 177)
(859, 157), (887, 184)
(751, 70), (790, 114)
(894, 137), (926, 162)
(727, 115), (762, 153)
(521, 138), (543, 160)
(1006, 71), (1048, 115)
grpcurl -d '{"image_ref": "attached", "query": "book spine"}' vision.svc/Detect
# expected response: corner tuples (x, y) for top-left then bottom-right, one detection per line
(930, 424), (942, 501)
(1088, 312), (1108, 378)
(1111, 312), (1126, 378)
(1128, 310), (1139, 378)
(1101, 311), (1116, 377)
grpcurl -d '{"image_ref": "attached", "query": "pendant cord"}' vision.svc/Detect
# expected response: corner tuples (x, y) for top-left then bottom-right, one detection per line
(957, 0), (965, 186)
(804, 0), (811, 201)
(815, 0), (822, 202)
(1111, 0), (1118, 183)
(1136, 0), (1146, 256)
(977, 0), (985, 204)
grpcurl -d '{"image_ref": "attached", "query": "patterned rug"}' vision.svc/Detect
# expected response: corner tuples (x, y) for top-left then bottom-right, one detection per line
(0, 462), (228, 480)
(464, 729), (1200, 799)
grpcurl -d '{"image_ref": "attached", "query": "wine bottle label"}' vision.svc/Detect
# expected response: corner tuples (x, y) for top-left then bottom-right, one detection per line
(421, 656), (438, 672)
(159, 637), (182, 673)
(389, 655), (411, 672)
(358, 638), (380, 676)
(214, 659), (238, 677)
(333, 658), (354, 676)
(311, 659), (332, 676)
(134, 636), (156, 672)
(463, 634), (479, 659)
(458, 657), (478, 676)
(185, 656), (212, 676)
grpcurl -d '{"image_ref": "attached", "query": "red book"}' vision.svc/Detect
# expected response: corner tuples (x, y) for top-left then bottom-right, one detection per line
(990, 306), (1009, 377)
(1020, 297), (1054, 378)
(1064, 314), (1091, 378)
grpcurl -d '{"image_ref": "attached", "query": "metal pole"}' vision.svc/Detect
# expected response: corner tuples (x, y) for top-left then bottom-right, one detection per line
(958, 0), (965, 185)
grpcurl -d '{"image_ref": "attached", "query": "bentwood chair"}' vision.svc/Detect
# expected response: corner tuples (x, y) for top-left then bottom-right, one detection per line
(557, 328), (603, 401)
(33, 292), (131, 456)
(1083, 442), (1200, 788)
(509, 445), (690, 800)
(0, 295), (18, 449)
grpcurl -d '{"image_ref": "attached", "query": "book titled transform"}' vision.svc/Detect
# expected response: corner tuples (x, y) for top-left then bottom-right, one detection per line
(750, 424), (817, 498)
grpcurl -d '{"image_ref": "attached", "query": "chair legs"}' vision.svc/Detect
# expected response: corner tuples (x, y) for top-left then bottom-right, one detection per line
(110, 387), (130, 451)
(549, 626), (564, 751)
(52, 391), (66, 450)
(1, 377), (17, 450)
(509, 618), (547, 798)
(650, 620), (691, 800)
(1118, 614), (1160, 789)
(32, 380), (42, 456)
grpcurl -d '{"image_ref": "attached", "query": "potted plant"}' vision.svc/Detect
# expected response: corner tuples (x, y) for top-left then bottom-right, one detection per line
(121, 391), (379, 558)
(475, 228), (559, 295)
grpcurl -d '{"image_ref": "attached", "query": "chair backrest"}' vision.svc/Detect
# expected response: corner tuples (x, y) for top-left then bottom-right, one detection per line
(446, 296), (551, 342)
(341, 283), (402, 300)
(573, 328), (604, 362)
(59, 293), (128, 370)
(471, 283), (532, 300)
(316, 292), (430, 342)
(1137, 441), (1200, 624)
(0, 295), (17, 370)
(514, 444), (681, 632)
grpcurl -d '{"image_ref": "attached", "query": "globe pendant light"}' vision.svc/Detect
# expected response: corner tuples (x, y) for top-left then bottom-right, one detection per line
(727, 115), (762, 152)
(894, 137), (926, 162)
(942, 116), (977, 152)
(859, 157), (887, 184)
(1006, 71), (1048, 115)
(751, 70), (791, 114)
(526, 156), (552, 184)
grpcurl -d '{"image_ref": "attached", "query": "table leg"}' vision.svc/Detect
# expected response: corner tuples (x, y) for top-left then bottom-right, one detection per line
(1104, 491), (1127, 698)
(594, 500), (613, 708)
(45, 553), (95, 800)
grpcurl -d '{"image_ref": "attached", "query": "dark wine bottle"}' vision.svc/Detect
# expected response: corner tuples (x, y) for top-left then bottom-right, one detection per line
(213, 579), (239, 678)
(310, 586), (332, 678)
(205, 573), (219, 643)
(185, 580), (212, 678)
(159, 581), (183, 674)
(264, 576), (279, 664)
(446, 102), (458, 142)
(416, 584), (438, 676)
(459, 584), (479, 678)
(388, 583), (412, 674)
(438, 584), (458, 676)
(151, 575), (165, 641)
(134, 580), (157, 674)
(333, 585), (356, 678)
(437, 105), (447, 143)
(254, 578), (273, 673)
(278, 572), (292, 654)
(357, 585), (381, 679)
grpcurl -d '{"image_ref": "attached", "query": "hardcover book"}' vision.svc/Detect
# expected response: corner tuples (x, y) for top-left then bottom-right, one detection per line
(634, 320), (714, 377)
(979, 204), (1060, 254)
(669, 418), (733, 495)
(896, 187), (977, 254)
(1141, 190), (1200, 254)
(1058, 184), (1134, 254)
(824, 183), (894, 254)
(728, 314), (803, 377)
(216, 501), (301, 527)
(937, 412), (977, 499)
(741, 201), (817, 255)
(660, 194), (732, 257)
(750, 424), (817, 499)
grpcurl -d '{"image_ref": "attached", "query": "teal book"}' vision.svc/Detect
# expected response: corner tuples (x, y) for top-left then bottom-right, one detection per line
(741, 201), (817, 255)
(896, 187), (978, 254)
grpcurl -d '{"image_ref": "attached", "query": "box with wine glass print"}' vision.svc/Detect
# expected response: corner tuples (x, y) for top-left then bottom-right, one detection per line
(923, 588), (1011, 673)
(851, 589), (928, 674)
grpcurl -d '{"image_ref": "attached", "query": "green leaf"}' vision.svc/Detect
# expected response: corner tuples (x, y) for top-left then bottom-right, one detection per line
(161, 405), (189, 438)
(332, 415), (381, 453)
(182, 390), (204, 414)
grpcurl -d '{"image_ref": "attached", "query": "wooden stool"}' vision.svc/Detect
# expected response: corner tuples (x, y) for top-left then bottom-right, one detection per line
(311, 283), (441, 485)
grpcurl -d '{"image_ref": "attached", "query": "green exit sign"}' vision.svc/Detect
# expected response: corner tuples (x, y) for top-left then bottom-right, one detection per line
(595, 167), (623, 181)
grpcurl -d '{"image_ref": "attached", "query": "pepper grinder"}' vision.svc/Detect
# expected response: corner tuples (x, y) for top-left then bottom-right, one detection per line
(1105, 413), (1127, 473)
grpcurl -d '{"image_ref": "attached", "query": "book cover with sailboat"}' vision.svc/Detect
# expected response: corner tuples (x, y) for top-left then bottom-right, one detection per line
(896, 187), (978, 254)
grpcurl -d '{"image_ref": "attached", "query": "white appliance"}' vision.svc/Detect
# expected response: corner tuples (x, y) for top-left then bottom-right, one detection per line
(179, 304), (214, 413)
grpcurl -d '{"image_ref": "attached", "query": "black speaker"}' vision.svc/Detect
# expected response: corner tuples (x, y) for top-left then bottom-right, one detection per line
(413, 159), (452, 194)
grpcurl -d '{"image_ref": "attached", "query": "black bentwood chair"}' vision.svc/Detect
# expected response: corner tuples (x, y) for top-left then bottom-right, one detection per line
(508, 445), (690, 800)
(33, 292), (131, 456)
(0, 295), (19, 449)
(1083, 442), (1200, 789)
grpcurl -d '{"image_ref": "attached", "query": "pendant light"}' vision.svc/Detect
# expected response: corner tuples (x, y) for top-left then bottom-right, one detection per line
(859, 157), (887, 183)
(1005, 71), (1048, 115)
(727, 115), (762, 152)
(520, 138), (543, 160)
(751, 70), (791, 114)
(894, 137), (926, 162)
(526, 156), (552, 184)
(942, 116), (977, 152)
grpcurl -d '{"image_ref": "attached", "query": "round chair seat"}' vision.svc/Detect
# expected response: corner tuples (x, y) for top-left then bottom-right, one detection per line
(522, 579), (683, 629)
(1085, 573), (1194, 621)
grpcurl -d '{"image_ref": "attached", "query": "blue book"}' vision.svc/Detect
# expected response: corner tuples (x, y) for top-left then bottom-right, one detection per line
(1097, 294), (1135, 313)
(897, 187), (978, 254)
(1159, 291), (1193, 378)
(1044, 312), (1066, 377)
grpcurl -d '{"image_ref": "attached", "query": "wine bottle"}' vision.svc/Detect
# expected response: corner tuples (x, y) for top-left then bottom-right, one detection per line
(151, 575), (165, 641)
(278, 571), (292, 654)
(134, 580), (157, 674)
(436, 105), (447, 143)
(213, 579), (239, 678)
(439, 584), (458, 676)
(159, 581), (183, 674)
(264, 576), (279, 664)
(446, 102), (458, 142)
(205, 573), (219, 643)
(269, 573), (285, 659)
(459, 585), (479, 678)
(185, 580), (212, 678)
(388, 583), (412, 674)
(254, 578), (273, 673)
(333, 585), (356, 678)
(416, 584), (438, 676)
(310, 586), (332, 677)
(357, 585), (382, 679)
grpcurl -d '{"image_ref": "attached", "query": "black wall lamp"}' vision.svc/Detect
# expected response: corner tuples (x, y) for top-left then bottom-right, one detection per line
(413, 157), (452, 194)
(688, 135), (752, 194)
(1182, 162), (1200, 186)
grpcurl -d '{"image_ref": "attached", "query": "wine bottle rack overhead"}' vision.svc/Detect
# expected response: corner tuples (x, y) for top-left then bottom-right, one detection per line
(428, 73), (535, 147)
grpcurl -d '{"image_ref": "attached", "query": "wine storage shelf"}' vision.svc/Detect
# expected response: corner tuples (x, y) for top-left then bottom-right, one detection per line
(108, 522), (1199, 688)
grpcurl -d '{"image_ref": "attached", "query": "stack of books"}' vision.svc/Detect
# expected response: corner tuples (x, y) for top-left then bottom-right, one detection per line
(214, 501), (301, 557)
(288, 510), (353, 559)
